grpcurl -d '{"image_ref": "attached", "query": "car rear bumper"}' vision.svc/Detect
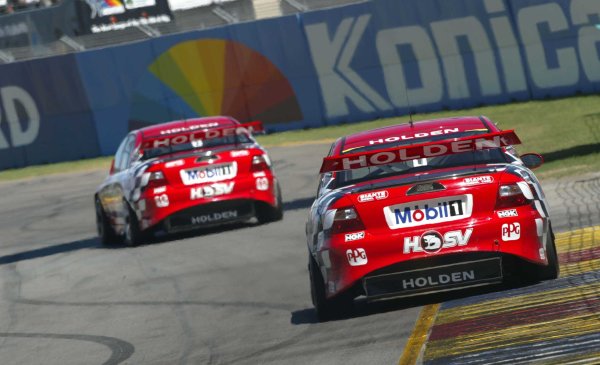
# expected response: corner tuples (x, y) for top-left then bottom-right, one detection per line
(163, 199), (256, 233)
(362, 253), (505, 301)
(319, 208), (551, 299)
(136, 175), (278, 230)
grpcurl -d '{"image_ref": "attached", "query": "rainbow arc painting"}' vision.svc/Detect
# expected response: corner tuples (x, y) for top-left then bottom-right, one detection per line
(129, 39), (303, 130)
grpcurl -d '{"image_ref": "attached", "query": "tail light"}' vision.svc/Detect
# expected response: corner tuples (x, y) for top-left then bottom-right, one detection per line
(495, 183), (530, 209)
(251, 154), (271, 171)
(331, 206), (365, 234)
(144, 171), (167, 190)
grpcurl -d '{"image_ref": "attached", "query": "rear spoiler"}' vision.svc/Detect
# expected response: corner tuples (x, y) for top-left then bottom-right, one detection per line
(142, 121), (264, 149)
(319, 130), (521, 174)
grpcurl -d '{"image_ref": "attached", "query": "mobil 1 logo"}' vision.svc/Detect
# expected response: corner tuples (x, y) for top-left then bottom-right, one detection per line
(385, 195), (473, 229)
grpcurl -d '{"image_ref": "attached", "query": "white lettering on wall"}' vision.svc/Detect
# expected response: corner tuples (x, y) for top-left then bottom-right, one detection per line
(518, 4), (579, 89)
(0, 86), (40, 149)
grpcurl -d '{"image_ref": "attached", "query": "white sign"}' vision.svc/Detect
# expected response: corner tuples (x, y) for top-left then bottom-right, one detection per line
(502, 223), (520, 241)
(346, 248), (367, 266)
(385, 195), (473, 229)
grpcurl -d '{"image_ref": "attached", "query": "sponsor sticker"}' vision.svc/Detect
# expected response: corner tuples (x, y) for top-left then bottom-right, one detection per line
(165, 159), (184, 168)
(463, 176), (494, 185)
(154, 194), (169, 208)
(191, 210), (238, 225)
(369, 128), (460, 145)
(230, 150), (250, 157)
(385, 195), (473, 229)
(181, 162), (237, 185)
(402, 270), (476, 290)
(404, 228), (473, 254)
(253, 171), (266, 178)
(190, 182), (234, 200)
(358, 190), (389, 203)
(364, 258), (502, 296)
(344, 231), (365, 242)
(497, 209), (518, 218)
(153, 186), (166, 194)
(159, 123), (219, 135)
(256, 177), (269, 191)
(346, 248), (367, 266)
(502, 223), (520, 241)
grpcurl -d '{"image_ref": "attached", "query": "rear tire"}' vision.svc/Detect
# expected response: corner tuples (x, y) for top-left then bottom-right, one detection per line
(95, 198), (122, 246)
(534, 227), (560, 281)
(124, 204), (147, 247)
(309, 254), (353, 321)
(256, 182), (283, 224)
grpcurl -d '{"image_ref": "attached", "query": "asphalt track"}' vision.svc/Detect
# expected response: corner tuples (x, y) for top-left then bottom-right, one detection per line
(0, 143), (599, 365)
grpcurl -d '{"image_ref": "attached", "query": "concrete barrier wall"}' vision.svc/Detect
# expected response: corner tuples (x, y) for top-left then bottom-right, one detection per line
(0, 0), (598, 168)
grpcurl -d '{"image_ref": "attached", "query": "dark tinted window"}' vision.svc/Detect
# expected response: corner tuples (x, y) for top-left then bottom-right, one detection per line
(142, 134), (253, 160)
(336, 148), (509, 187)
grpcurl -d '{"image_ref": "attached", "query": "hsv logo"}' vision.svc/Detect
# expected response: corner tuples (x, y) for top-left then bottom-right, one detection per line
(497, 209), (518, 218)
(502, 223), (520, 241)
(358, 190), (389, 203)
(346, 248), (367, 266)
(344, 231), (365, 242)
(421, 232), (443, 253)
(385, 195), (472, 229)
(404, 228), (473, 254)
(463, 176), (494, 185)
(190, 182), (234, 200)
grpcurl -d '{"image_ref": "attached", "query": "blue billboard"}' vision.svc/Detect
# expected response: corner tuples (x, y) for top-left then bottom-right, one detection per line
(0, 0), (598, 167)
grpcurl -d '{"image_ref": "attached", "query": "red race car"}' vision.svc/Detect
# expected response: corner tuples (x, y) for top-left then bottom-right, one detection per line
(305, 116), (558, 320)
(95, 116), (283, 246)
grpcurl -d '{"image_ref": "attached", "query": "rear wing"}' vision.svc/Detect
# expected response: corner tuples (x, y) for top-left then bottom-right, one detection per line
(319, 130), (521, 174)
(142, 121), (264, 150)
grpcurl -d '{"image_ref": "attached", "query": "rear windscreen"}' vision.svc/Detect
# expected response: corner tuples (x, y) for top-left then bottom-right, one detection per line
(336, 148), (510, 187)
(343, 131), (487, 155)
(142, 134), (253, 160)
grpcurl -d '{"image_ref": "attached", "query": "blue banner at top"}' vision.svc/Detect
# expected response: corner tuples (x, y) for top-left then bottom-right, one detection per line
(301, 0), (600, 122)
(0, 0), (599, 167)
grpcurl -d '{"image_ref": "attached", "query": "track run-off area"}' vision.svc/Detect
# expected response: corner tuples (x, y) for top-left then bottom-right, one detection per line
(0, 143), (599, 365)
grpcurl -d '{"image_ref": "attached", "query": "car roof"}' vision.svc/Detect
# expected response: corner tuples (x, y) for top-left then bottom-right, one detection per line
(337, 116), (496, 155)
(138, 116), (240, 138)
